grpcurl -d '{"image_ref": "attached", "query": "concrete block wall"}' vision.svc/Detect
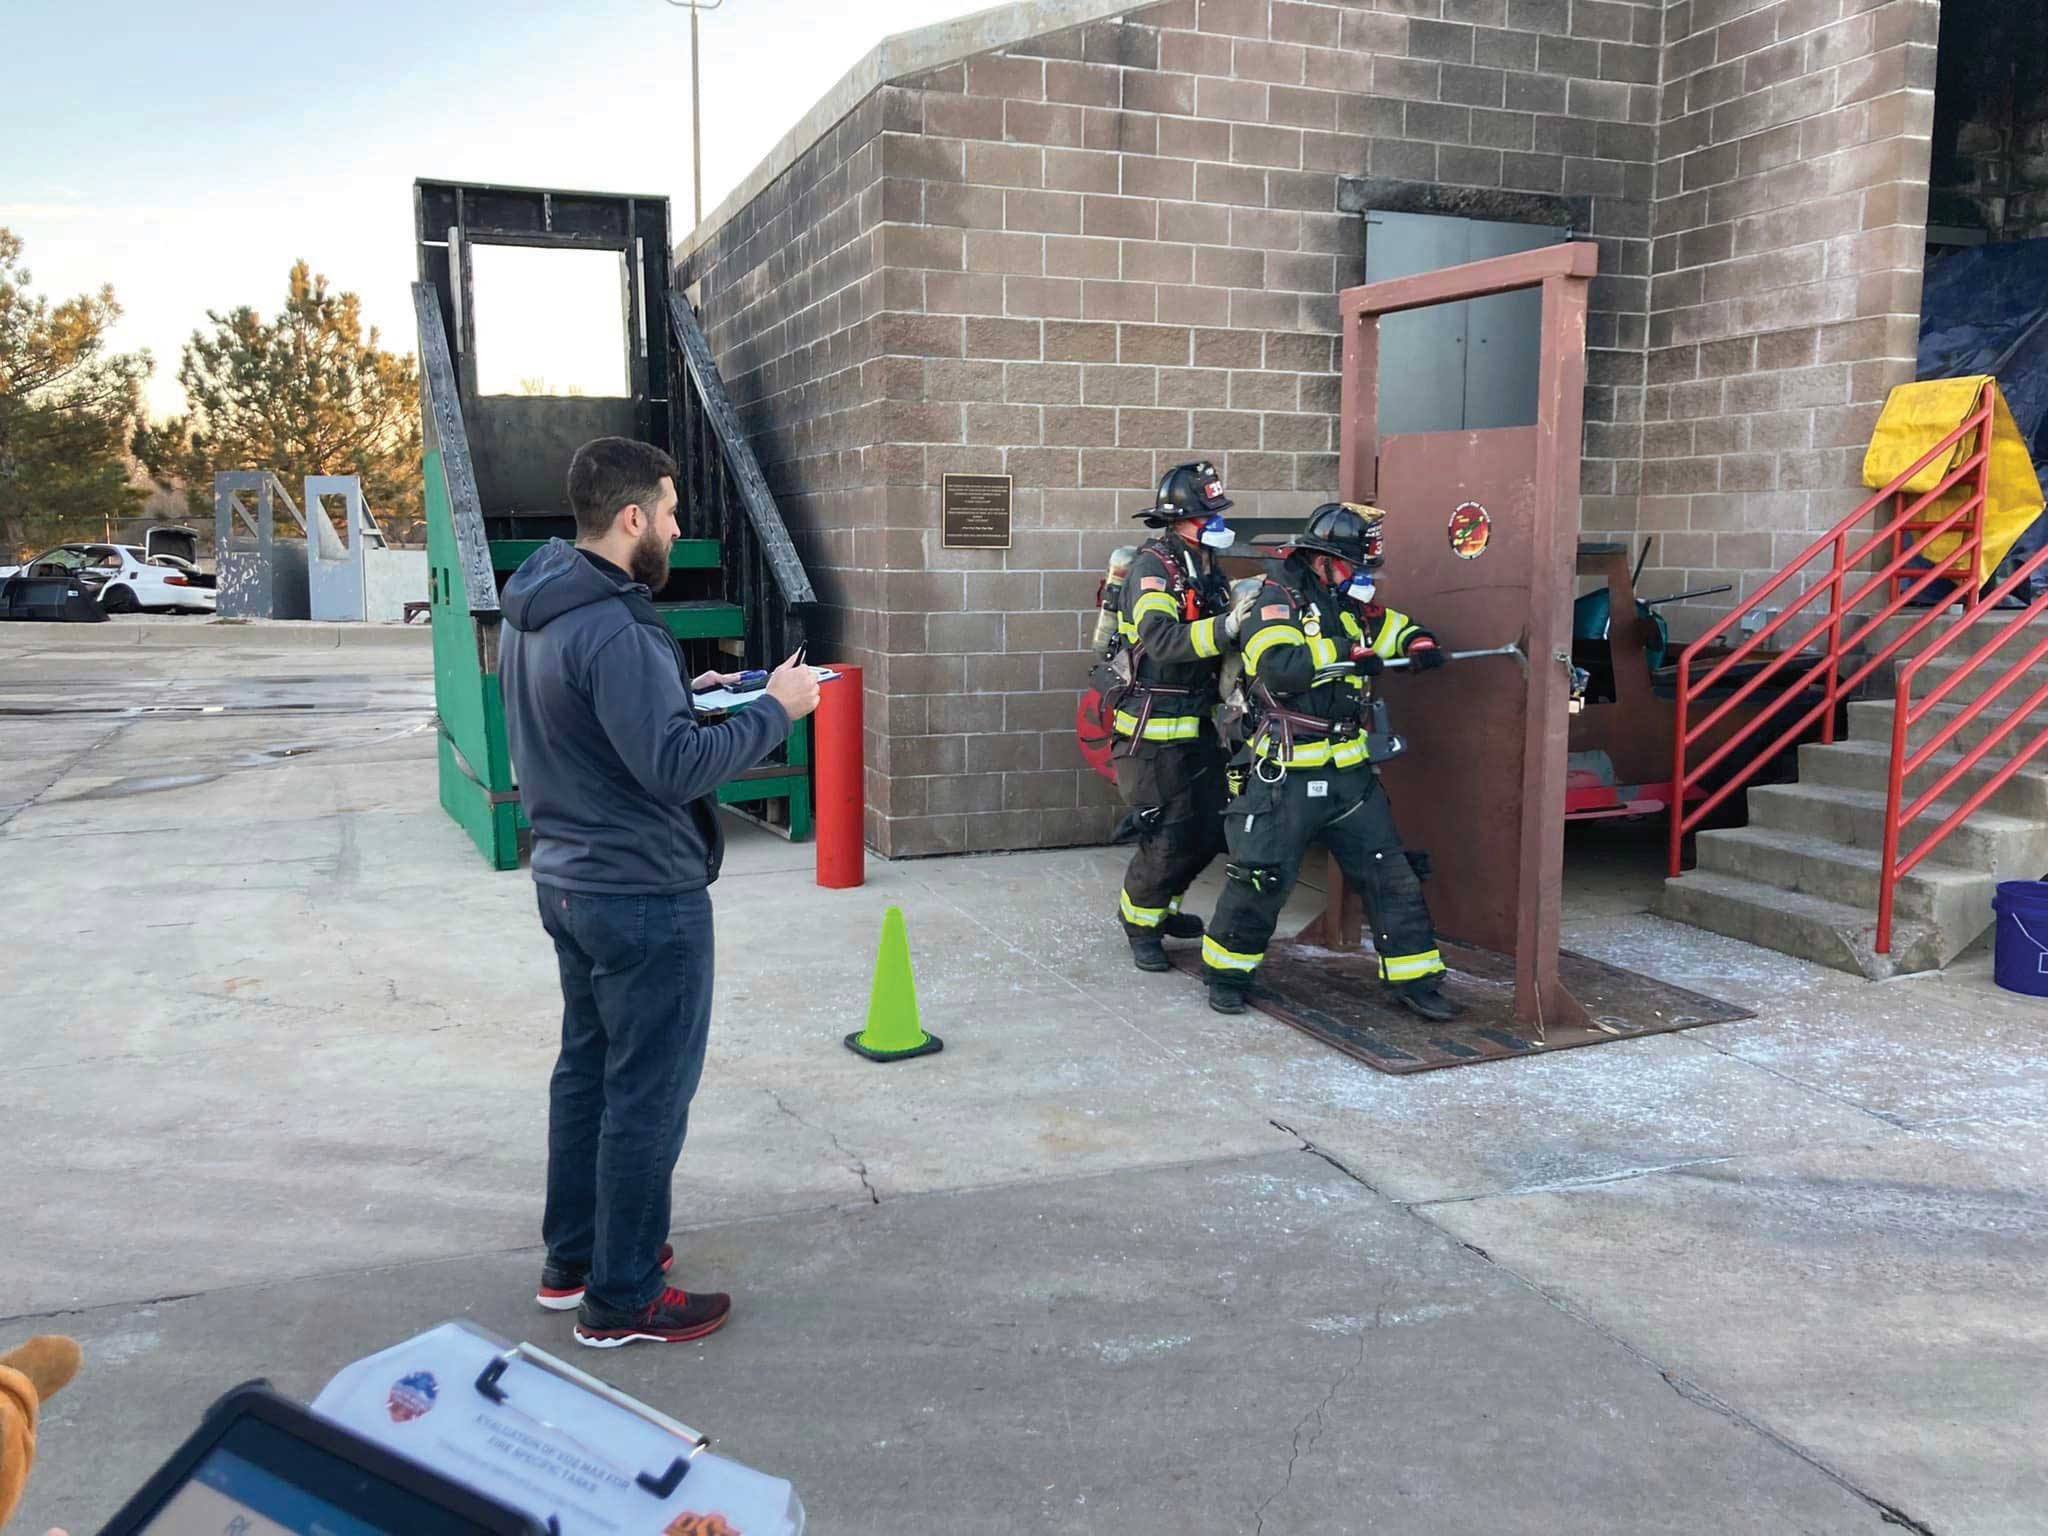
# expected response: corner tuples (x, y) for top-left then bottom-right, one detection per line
(684, 0), (1944, 855)
(688, 0), (1664, 857)
(1641, 0), (1938, 633)
(682, 94), (891, 838)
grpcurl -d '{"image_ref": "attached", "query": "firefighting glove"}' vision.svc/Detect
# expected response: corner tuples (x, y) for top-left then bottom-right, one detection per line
(1222, 584), (1259, 641)
(1407, 642), (1446, 671)
(1347, 647), (1386, 677)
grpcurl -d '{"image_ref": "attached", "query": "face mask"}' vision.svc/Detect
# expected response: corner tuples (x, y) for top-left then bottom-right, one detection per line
(1197, 513), (1235, 550)
(1345, 573), (1377, 605)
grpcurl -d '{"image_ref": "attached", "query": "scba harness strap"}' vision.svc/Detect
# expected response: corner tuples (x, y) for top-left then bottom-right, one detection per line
(1108, 537), (1224, 756)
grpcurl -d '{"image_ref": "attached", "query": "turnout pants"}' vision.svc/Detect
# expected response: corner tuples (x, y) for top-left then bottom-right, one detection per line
(1113, 736), (1227, 928)
(1203, 762), (1445, 991)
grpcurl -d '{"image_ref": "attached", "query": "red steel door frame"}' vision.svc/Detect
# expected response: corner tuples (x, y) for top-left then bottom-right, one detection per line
(1309, 239), (1598, 1035)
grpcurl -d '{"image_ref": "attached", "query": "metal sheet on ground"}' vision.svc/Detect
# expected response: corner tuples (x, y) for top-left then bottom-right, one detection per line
(1167, 939), (1750, 1074)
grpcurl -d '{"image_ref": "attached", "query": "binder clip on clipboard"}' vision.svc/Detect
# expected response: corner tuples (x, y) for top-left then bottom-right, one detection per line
(312, 1322), (804, 1535)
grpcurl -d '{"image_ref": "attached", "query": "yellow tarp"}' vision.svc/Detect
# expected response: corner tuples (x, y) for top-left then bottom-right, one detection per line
(1861, 376), (2044, 586)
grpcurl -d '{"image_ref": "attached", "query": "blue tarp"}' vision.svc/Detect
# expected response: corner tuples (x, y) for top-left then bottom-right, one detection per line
(1919, 238), (2048, 462)
(1916, 238), (2048, 598)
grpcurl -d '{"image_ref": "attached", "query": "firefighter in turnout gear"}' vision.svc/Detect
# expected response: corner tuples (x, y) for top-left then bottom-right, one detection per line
(1202, 503), (1464, 1022)
(1108, 462), (1260, 972)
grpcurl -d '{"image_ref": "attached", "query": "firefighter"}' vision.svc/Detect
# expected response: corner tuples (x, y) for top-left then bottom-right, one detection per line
(1202, 503), (1463, 1022)
(1109, 461), (1258, 972)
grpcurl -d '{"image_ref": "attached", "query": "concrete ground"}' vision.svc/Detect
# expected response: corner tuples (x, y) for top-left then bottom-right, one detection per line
(2, 621), (2042, 1535)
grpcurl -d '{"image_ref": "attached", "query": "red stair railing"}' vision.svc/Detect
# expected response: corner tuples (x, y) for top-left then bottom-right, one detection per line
(1878, 539), (2048, 953)
(1670, 385), (1997, 878)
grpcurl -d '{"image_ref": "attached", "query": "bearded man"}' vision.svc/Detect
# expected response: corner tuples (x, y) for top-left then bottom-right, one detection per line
(500, 436), (819, 1349)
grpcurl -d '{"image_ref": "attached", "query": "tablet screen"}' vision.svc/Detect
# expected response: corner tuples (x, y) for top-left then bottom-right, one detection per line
(135, 1415), (509, 1535)
(140, 1446), (381, 1536)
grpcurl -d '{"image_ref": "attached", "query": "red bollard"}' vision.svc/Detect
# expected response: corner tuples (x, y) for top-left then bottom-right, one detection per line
(814, 664), (865, 888)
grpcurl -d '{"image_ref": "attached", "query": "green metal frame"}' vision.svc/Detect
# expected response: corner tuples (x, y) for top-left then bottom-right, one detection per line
(418, 288), (523, 871)
(490, 538), (719, 572)
(716, 714), (813, 840)
(655, 601), (745, 641)
(420, 285), (811, 864)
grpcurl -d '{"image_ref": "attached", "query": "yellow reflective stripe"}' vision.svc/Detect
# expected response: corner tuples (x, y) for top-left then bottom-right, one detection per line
(1189, 616), (1220, 658)
(1133, 591), (1180, 623)
(1243, 624), (1305, 675)
(1202, 935), (1263, 972)
(1340, 609), (1364, 643)
(1113, 710), (1204, 742)
(1372, 607), (1414, 660)
(1252, 733), (1370, 768)
(1167, 894), (1183, 914)
(1380, 948), (1445, 983)
(1307, 633), (1340, 667)
(1121, 889), (1167, 927)
(1118, 618), (1141, 642)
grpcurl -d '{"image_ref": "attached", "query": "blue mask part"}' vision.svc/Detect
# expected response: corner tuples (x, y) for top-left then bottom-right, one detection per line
(1345, 574), (1377, 605)
(1197, 513), (1236, 550)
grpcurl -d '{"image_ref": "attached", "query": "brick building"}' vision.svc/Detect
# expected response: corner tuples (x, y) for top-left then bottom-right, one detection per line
(678, 0), (1958, 858)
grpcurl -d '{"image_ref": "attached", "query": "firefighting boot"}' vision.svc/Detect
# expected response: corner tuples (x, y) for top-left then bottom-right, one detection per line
(1123, 921), (1170, 973)
(1207, 976), (1249, 1014)
(1160, 911), (1204, 940)
(1393, 979), (1463, 1022)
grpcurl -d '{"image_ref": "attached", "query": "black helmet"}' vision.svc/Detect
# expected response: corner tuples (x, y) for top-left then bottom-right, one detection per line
(1137, 460), (1232, 525)
(1285, 503), (1386, 567)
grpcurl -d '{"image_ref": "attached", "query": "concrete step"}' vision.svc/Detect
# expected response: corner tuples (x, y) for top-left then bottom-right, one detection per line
(1846, 695), (2048, 763)
(1865, 604), (2030, 655)
(1798, 738), (2048, 819)
(1655, 868), (1942, 978)
(1745, 780), (2048, 873)
(1692, 825), (1994, 964)
(1910, 644), (2048, 706)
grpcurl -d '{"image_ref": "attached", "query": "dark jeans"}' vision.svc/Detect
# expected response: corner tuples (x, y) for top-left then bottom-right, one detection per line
(537, 885), (714, 1312)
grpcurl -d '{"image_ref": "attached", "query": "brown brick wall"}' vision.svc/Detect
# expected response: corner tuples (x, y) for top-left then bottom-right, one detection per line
(1644, 0), (1938, 634)
(681, 93), (895, 844)
(686, 0), (1664, 857)
(684, 0), (1943, 855)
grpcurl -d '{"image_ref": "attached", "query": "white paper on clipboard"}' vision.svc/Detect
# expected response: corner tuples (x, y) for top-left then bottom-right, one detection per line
(692, 669), (839, 714)
(312, 1322), (803, 1536)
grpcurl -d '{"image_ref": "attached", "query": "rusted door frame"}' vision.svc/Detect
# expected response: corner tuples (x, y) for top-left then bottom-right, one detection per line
(1317, 240), (1598, 1034)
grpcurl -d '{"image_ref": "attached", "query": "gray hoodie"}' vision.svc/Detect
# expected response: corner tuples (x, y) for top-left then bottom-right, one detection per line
(499, 539), (789, 893)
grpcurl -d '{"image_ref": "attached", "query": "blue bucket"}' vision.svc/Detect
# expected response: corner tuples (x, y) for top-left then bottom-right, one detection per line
(1992, 880), (2048, 997)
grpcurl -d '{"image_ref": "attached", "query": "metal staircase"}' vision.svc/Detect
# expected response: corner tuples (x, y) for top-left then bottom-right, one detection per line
(412, 179), (814, 869)
(1661, 381), (2048, 977)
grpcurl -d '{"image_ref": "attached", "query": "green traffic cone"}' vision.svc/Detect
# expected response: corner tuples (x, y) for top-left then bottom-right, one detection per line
(844, 905), (944, 1062)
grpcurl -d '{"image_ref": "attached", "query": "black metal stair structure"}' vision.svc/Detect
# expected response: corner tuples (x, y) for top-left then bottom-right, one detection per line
(412, 178), (816, 868)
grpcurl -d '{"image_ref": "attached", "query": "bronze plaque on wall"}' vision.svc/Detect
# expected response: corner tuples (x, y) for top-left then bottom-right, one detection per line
(941, 473), (1013, 549)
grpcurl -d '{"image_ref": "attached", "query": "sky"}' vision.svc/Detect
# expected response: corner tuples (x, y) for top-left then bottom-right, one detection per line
(3, 0), (980, 417)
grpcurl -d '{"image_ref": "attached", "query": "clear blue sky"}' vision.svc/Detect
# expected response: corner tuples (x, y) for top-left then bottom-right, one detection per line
(4, 0), (975, 415)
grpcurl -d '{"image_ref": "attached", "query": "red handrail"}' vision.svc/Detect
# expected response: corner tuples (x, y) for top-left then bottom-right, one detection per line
(1669, 386), (1998, 878)
(1876, 534), (2048, 952)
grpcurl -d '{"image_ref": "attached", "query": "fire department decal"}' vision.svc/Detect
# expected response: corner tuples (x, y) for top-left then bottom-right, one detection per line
(1449, 502), (1491, 560)
(386, 1370), (438, 1423)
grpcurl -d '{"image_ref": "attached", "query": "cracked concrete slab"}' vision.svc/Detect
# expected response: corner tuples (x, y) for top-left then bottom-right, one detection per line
(4, 632), (2039, 1536)
(17, 1154), (1884, 1536)
(1425, 1118), (2048, 1534)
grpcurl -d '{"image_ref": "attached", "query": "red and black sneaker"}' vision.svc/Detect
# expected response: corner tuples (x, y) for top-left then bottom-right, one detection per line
(536, 1243), (674, 1312)
(574, 1286), (732, 1349)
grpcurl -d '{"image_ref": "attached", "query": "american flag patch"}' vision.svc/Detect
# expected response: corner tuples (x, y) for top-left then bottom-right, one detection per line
(1140, 576), (1167, 592)
(1260, 603), (1292, 621)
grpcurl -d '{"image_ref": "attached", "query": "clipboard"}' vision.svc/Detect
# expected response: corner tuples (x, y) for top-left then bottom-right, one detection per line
(312, 1322), (804, 1536)
(692, 669), (838, 715)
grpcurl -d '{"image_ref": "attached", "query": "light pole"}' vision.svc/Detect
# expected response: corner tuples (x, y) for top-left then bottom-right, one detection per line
(663, 0), (726, 229)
